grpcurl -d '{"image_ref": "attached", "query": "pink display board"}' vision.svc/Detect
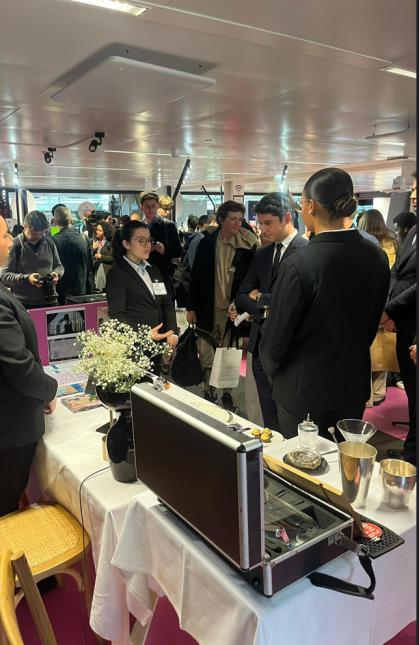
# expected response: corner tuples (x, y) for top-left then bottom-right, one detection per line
(29, 301), (108, 366)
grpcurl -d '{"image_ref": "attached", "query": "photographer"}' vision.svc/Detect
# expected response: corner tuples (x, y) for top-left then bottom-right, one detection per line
(0, 210), (64, 308)
(0, 213), (58, 515)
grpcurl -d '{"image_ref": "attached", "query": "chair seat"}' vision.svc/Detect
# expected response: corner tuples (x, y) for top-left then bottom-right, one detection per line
(0, 503), (89, 578)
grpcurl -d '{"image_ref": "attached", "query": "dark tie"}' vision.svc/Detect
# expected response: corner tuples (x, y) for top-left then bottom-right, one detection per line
(271, 243), (283, 280)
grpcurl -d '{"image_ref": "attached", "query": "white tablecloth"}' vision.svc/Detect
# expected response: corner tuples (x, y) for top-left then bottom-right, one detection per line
(100, 436), (416, 645)
(29, 378), (416, 645)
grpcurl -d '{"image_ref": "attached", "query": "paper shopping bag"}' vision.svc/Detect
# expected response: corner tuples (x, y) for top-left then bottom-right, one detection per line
(209, 347), (243, 389)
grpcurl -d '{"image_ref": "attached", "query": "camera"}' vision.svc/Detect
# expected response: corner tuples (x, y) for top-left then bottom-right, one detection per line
(39, 273), (55, 301)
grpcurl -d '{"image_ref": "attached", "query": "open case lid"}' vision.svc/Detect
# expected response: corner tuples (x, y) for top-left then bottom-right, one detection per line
(131, 382), (265, 571)
(263, 454), (364, 534)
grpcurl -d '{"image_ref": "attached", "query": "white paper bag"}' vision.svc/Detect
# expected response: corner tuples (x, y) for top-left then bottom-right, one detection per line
(209, 347), (243, 389)
(95, 263), (107, 291)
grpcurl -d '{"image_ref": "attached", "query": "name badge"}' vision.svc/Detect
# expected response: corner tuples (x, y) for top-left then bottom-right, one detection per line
(152, 282), (167, 296)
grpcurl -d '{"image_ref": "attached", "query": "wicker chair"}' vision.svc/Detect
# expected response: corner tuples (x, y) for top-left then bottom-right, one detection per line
(0, 550), (56, 645)
(0, 503), (99, 642)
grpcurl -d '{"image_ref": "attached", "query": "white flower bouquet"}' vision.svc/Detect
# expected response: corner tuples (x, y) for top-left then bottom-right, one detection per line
(78, 319), (164, 393)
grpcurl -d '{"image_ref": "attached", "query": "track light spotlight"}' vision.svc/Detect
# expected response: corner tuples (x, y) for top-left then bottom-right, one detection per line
(43, 147), (56, 164)
(89, 131), (105, 153)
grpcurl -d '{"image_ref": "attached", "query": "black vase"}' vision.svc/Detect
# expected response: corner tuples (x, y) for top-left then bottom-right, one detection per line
(95, 387), (131, 411)
(96, 387), (136, 483)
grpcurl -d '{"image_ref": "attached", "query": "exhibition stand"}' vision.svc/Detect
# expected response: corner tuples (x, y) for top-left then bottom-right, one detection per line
(28, 301), (108, 365)
(27, 370), (416, 645)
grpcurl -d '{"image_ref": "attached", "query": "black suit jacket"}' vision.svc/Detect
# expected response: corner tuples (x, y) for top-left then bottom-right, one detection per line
(106, 260), (178, 333)
(0, 284), (57, 448)
(235, 234), (308, 353)
(260, 230), (390, 416)
(52, 227), (89, 304)
(385, 225), (416, 334)
(187, 229), (257, 331)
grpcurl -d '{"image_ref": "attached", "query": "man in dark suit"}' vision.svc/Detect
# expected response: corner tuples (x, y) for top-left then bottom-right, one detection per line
(0, 215), (57, 516)
(139, 191), (183, 301)
(383, 171), (416, 464)
(52, 206), (90, 304)
(260, 168), (390, 438)
(235, 193), (308, 431)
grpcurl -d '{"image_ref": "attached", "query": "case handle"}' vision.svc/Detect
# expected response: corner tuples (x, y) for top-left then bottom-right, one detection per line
(307, 533), (376, 599)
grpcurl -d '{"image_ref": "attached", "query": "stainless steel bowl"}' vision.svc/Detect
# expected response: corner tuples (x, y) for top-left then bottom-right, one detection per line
(380, 459), (416, 509)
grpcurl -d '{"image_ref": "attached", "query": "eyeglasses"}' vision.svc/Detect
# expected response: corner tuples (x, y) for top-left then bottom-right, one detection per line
(135, 237), (153, 246)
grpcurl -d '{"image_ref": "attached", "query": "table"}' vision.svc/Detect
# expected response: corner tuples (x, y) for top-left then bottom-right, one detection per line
(27, 392), (152, 645)
(28, 375), (268, 643)
(28, 374), (416, 645)
(94, 437), (416, 645)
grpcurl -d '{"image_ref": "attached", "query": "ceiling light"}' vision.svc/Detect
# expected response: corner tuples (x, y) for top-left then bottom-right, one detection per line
(378, 141), (406, 146)
(105, 150), (173, 157)
(67, 0), (147, 16)
(381, 66), (416, 79)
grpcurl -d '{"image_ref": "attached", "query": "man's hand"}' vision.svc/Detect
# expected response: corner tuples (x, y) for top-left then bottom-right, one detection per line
(410, 344), (416, 364)
(151, 322), (174, 342)
(228, 303), (237, 321)
(380, 312), (389, 326)
(50, 271), (59, 284)
(167, 334), (179, 349)
(249, 289), (261, 301)
(186, 310), (197, 325)
(152, 241), (165, 255)
(28, 273), (42, 287)
(383, 317), (396, 332)
(94, 253), (101, 260)
(44, 398), (57, 414)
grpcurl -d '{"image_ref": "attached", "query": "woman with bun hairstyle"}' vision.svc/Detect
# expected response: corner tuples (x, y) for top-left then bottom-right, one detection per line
(106, 220), (178, 348)
(260, 168), (390, 438)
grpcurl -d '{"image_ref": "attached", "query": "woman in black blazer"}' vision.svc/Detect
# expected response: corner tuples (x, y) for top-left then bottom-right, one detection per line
(106, 221), (178, 348)
(0, 215), (57, 516)
(260, 168), (390, 438)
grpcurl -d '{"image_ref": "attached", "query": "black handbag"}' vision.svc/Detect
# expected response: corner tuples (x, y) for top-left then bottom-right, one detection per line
(171, 325), (203, 386)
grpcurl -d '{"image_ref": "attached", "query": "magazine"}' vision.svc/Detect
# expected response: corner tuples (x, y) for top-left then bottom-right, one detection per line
(56, 383), (86, 398)
(60, 394), (103, 414)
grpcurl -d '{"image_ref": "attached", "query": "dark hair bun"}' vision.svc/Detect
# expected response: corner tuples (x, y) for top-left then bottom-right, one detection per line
(333, 195), (357, 217)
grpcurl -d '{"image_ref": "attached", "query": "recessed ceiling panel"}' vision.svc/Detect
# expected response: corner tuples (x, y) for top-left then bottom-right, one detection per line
(51, 56), (216, 115)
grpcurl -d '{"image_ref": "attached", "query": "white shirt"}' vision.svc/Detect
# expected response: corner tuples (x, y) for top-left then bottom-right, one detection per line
(123, 256), (155, 297)
(273, 230), (298, 264)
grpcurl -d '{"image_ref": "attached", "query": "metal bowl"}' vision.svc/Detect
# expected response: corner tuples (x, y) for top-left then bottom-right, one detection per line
(379, 459), (416, 509)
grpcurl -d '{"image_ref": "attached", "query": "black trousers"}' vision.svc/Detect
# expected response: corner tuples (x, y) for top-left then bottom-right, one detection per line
(396, 325), (416, 460)
(275, 402), (366, 440)
(0, 442), (38, 517)
(252, 351), (280, 432)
